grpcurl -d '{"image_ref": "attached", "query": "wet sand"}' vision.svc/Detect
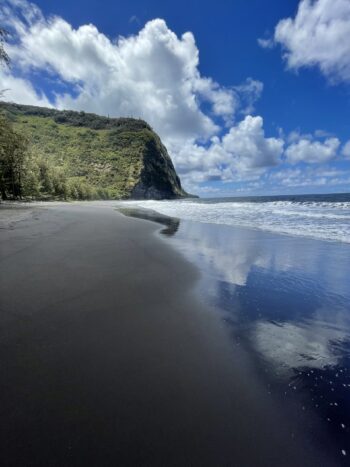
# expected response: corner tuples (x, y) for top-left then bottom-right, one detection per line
(0, 203), (325, 466)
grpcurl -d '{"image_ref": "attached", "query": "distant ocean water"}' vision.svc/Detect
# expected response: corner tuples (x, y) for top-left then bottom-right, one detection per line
(123, 193), (350, 243)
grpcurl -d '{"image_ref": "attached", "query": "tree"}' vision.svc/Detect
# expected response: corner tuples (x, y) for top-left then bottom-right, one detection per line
(0, 28), (30, 200)
(0, 28), (10, 98)
(0, 28), (9, 67)
(0, 116), (29, 199)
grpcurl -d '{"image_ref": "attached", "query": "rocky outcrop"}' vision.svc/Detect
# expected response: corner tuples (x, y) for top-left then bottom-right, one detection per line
(130, 132), (187, 199)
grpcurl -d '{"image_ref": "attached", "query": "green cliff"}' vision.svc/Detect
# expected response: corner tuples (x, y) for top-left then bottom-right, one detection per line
(0, 102), (190, 200)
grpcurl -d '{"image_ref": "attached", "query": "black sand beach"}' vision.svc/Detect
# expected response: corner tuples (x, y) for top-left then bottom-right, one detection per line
(0, 203), (328, 466)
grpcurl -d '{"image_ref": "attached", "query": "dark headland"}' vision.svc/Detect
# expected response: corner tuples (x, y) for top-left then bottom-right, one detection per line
(0, 102), (195, 201)
(0, 202), (326, 466)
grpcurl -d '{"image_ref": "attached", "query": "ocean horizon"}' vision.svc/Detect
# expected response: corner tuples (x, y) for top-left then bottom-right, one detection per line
(121, 192), (350, 244)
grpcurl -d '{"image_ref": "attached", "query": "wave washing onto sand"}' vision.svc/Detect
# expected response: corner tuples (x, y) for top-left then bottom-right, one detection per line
(121, 196), (350, 243)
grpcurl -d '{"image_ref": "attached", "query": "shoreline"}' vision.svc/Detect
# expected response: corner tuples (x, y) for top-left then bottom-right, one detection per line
(117, 197), (350, 245)
(3, 198), (348, 245)
(0, 202), (328, 465)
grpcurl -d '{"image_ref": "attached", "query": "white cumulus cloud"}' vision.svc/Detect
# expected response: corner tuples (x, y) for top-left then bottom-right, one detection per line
(0, 0), (281, 190)
(0, 70), (50, 106)
(271, 0), (350, 83)
(342, 140), (350, 158)
(269, 166), (350, 188)
(285, 137), (340, 164)
(172, 115), (284, 184)
(1, 0), (347, 193)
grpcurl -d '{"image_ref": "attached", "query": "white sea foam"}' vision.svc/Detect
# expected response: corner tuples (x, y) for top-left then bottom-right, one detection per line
(121, 198), (350, 243)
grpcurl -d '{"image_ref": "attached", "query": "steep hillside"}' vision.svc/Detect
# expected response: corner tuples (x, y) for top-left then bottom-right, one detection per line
(0, 102), (190, 200)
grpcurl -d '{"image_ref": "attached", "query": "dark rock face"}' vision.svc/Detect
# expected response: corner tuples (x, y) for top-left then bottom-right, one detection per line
(131, 134), (188, 199)
(131, 182), (172, 200)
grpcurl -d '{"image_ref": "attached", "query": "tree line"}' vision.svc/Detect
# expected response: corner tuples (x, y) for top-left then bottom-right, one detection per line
(0, 115), (27, 199)
(0, 29), (110, 201)
(0, 27), (24, 200)
(0, 28), (27, 199)
(0, 114), (109, 200)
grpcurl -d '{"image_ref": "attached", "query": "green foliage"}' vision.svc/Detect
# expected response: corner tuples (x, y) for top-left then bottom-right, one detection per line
(0, 105), (151, 200)
(0, 102), (187, 201)
(0, 116), (28, 199)
(1, 102), (151, 131)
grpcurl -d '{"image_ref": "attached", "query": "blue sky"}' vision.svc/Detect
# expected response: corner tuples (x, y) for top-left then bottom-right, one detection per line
(1, 0), (350, 196)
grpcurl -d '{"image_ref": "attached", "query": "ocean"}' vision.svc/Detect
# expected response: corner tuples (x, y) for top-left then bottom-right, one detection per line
(119, 193), (350, 464)
(122, 192), (350, 243)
